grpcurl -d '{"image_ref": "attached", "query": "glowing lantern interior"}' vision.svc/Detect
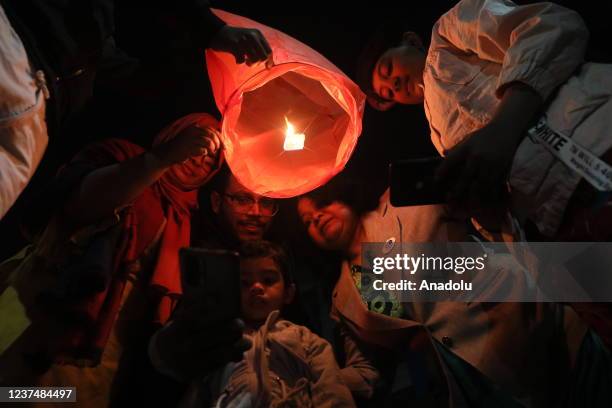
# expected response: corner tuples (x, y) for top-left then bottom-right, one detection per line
(207, 10), (365, 198)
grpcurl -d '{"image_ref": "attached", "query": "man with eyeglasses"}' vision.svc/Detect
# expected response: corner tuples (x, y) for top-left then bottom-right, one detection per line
(153, 165), (339, 396)
(208, 166), (279, 244)
(149, 165), (283, 392)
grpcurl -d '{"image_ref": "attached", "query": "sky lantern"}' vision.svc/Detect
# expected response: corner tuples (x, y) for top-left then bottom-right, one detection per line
(206, 10), (365, 198)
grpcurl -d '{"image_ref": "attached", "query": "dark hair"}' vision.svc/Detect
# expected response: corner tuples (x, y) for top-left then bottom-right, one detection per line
(239, 240), (294, 286)
(355, 19), (432, 104)
(301, 171), (380, 217)
(355, 26), (405, 103)
(208, 163), (232, 193)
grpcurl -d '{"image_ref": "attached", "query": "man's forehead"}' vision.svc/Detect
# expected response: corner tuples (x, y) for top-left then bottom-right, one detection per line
(226, 175), (277, 201)
(226, 175), (260, 196)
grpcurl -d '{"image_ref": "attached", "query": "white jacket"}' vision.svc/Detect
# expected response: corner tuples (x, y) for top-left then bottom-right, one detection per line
(423, 0), (612, 236)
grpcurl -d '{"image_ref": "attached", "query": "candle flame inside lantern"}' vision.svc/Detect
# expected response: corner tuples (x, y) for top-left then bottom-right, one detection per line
(283, 117), (305, 151)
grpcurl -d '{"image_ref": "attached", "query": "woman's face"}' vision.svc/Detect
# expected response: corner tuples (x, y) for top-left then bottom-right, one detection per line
(297, 197), (359, 252)
(371, 42), (426, 105)
(165, 125), (218, 190)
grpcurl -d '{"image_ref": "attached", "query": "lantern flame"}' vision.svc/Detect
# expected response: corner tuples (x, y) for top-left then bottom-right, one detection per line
(283, 117), (305, 151)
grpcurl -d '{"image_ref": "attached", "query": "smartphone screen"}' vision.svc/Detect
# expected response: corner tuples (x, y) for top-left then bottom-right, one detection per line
(178, 248), (241, 323)
(389, 157), (446, 207)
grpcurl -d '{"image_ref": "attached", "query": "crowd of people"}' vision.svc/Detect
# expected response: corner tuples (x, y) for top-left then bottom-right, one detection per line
(1, 0), (611, 407)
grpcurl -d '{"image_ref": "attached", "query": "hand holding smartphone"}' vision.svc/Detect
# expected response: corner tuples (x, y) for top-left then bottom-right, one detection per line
(150, 248), (249, 380)
(178, 248), (241, 324)
(389, 157), (446, 207)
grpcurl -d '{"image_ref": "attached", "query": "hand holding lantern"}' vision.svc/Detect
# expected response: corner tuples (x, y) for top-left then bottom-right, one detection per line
(210, 26), (272, 66)
(206, 10), (365, 197)
(152, 125), (221, 167)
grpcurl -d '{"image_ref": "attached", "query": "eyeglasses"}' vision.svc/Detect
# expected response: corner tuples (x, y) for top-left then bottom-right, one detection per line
(223, 193), (279, 216)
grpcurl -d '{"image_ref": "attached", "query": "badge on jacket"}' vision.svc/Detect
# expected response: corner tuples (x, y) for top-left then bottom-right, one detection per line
(383, 237), (396, 254)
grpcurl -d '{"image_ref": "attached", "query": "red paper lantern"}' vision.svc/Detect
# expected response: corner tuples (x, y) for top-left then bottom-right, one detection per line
(206, 10), (365, 198)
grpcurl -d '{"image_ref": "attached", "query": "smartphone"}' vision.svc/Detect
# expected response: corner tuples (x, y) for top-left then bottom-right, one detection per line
(389, 157), (446, 206)
(178, 247), (241, 323)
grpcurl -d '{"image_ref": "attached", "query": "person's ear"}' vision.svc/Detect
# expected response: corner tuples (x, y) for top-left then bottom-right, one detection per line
(367, 94), (396, 111)
(211, 191), (222, 214)
(401, 31), (424, 50)
(284, 283), (296, 305)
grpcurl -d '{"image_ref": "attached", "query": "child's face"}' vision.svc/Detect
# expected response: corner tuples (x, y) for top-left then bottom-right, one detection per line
(240, 256), (294, 324)
(371, 36), (426, 106)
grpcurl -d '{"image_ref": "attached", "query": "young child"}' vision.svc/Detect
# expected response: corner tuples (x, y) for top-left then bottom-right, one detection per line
(150, 241), (357, 407)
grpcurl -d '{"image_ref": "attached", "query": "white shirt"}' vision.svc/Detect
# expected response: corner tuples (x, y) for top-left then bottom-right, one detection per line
(423, 0), (612, 236)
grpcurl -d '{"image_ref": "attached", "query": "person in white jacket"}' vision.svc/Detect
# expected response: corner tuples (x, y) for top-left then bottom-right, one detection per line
(356, 0), (612, 241)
